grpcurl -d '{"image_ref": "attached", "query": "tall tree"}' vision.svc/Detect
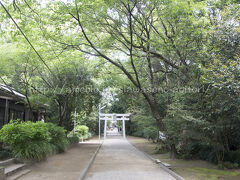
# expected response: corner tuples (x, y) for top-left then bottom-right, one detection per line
(43, 0), (207, 134)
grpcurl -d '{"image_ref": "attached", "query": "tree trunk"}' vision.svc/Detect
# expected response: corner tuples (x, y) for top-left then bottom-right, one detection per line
(142, 92), (166, 132)
(170, 144), (177, 159)
(58, 104), (63, 126)
(25, 92), (33, 121)
(141, 92), (179, 159)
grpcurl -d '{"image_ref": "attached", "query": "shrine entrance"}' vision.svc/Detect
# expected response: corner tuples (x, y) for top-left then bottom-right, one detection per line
(98, 113), (130, 139)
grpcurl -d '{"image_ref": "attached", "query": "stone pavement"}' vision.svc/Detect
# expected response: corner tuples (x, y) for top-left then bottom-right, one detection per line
(85, 137), (176, 180)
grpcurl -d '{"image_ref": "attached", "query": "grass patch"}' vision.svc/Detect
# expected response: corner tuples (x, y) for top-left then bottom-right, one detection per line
(128, 136), (240, 180)
(186, 168), (240, 179)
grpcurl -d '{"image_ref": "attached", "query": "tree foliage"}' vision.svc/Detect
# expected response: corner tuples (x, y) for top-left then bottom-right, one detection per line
(0, 0), (239, 166)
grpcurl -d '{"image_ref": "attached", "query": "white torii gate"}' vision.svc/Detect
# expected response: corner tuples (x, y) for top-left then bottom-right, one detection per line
(99, 113), (130, 139)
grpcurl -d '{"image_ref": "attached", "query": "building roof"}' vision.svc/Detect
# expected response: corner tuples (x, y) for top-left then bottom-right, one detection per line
(0, 84), (26, 99)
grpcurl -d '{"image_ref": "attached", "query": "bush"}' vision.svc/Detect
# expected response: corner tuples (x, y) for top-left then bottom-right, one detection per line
(15, 141), (54, 160)
(67, 136), (79, 145)
(0, 150), (12, 160)
(45, 123), (69, 152)
(0, 121), (69, 161)
(224, 150), (240, 165)
(129, 114), (157, 139)
(0, 142), (12, 160)
(154, 143), (168, 154)
(132, 131), (144, 137)
(0, 146), (12, 160)
(0, 121), (52, 160)
(218, 162), (239, 169)
(68, 125), (92, 141)
(143, 126), (158, 141)
(76, 125), (89, 137)
(178, 142), (202, 159)
(192, 145), (218, 164)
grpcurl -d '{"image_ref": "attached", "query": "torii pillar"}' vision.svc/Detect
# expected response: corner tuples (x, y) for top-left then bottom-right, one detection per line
(122, 119), (126, 139)
(104, 119), (107, 139)
(100, 113), (130, 140)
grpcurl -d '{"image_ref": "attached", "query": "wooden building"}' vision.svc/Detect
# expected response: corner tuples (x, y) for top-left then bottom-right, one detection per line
(0, 84), (45, 129)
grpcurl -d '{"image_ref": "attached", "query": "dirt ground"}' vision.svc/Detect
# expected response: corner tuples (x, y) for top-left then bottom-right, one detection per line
(127, 136), (240, 180)
(18, 138), (101, 180)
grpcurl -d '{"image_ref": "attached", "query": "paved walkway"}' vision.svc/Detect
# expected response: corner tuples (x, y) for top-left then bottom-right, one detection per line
(85, 137), (176, 180)
(18, 143), (99, 180)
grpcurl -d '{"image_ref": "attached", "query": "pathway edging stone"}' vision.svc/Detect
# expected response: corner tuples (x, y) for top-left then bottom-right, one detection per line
(78, 142), (103, 180)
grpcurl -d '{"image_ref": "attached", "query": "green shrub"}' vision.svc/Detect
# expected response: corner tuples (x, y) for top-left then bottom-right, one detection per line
(178, 142), (201, 159)
(129, 114), (157, 139)
(76, 125), (89, 137)
(14, 141), (54, 160)
(143, 126), (158, 141)
(224, 150), (240, 165)
(132, 131), (144, 137)
(0, 144), (12, 161)
(45, 123), (69, 152)
(218, 161), (239, 169)
(0, 142), (12, 160)
(223, 162), (238, 169)
(196, 145), (218, 164)
(0, 150), (12, 160)
(67, 136), (79, 145)
(217, 163), (224, 169)
(0, 121), (69, 161)
(154, 143), (168, 154)
(83, 132), (92, 140)
(0, 121), (52, 160)
(68, 125), (92, 141)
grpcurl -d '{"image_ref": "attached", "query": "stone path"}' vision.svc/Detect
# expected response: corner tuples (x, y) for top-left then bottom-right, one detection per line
(85, 137), (176, 180)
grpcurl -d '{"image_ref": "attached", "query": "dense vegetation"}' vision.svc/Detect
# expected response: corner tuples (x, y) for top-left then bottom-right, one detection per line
(0, 121), (78, 160)
(0, 0), (239, 168)
(0, 143), (12, 161)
